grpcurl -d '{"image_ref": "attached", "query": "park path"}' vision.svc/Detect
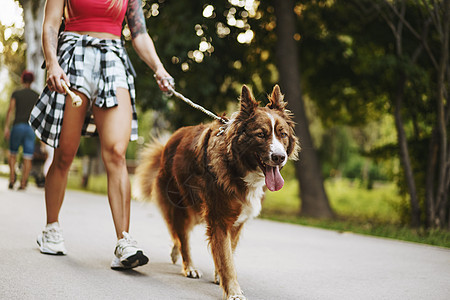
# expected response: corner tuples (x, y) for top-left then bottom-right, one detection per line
(1, 177), (449, 300)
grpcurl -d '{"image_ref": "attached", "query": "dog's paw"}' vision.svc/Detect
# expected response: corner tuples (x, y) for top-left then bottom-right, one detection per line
(183, 267), (203, 279)
(227, 294), (246, 300)
(214, 270), (220, 285)
(170, 245), (180, 264)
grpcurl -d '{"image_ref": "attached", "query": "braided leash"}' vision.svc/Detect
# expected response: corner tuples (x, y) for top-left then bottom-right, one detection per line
(162, 81), (228, 125)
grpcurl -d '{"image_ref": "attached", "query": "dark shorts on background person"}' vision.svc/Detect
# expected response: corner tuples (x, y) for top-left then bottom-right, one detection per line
(9, 123), (35, 159)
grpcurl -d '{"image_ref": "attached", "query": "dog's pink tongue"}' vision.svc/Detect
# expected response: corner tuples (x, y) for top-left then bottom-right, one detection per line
(265, 165), (284, 192)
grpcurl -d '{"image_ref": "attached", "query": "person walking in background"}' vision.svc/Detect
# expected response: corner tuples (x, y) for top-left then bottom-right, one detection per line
(30, 141), (50, 188)
(29, 0), (173, 270)
(4, 70), (39, 190)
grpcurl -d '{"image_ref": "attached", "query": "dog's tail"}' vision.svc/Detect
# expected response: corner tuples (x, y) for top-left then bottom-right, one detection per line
(133, 136), (168, 201)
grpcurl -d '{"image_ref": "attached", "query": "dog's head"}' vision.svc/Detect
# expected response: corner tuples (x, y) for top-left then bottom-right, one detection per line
(227, 85), (300, 191)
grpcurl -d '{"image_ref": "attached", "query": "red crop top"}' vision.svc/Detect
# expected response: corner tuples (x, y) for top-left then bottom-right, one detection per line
(64, 0), (128, 37)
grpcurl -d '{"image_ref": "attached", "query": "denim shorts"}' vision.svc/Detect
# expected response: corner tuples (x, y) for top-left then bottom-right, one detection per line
(9, 123), (35, 159)
(75, 44), (129, 101)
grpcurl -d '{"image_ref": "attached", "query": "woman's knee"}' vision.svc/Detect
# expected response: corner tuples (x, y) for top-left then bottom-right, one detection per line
(53, 148), (77, 171)
(102, 143), (127, 168)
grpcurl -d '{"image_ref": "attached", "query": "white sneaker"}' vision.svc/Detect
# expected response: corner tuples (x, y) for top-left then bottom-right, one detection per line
(37, 222), (67, 255)
(111, 231), (148, 270)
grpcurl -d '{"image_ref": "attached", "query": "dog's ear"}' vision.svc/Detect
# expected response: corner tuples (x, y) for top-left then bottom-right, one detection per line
(239, 85), (259, 116)
(267, 85), (287, 111)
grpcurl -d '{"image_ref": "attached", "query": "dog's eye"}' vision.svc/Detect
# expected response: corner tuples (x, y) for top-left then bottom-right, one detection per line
(256, 132), (265, 138)
(280, 132), (287, 138)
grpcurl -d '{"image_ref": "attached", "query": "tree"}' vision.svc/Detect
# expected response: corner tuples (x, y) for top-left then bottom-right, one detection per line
(17, 0), (45, 90)
(371, 0), (422, 227)
(131, 1), (280, 128)
(272, 0), (333, 218)
(133, 1), (334, 218)
(0, 3), (26, 154)
(364, 0), (450, 228)
(299, 0), (449, 228)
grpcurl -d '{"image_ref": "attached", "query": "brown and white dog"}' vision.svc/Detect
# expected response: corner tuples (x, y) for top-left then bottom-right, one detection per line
(135, 85), (299, 299)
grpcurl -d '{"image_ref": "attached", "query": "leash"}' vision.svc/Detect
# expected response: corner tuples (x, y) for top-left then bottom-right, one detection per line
(165, 84), (228, 125)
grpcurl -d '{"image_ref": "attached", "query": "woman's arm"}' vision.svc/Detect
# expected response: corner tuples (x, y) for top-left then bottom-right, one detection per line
(3, 97), (16, 140)
(42, 0), (68, 94)
(126, 0), (173, 91)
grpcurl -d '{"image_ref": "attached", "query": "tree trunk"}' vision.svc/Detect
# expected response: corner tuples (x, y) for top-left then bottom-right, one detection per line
(422, 0), (450, 229)
(394, 75), (421, 227)
(273, 0), (333, 218)
(425, 129), (438, 227)
(435, 0), (450, 228)
(20, 0), (45, 90)
(377, 0), (421, 227)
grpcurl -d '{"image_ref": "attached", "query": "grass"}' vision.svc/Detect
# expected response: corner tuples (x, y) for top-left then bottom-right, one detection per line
(263, 178), (450, 248)
(12, 167), (448, 248)
(261, 214), (450, 248)
(66, 173), (108, 195)
(264, 178), (403, 223)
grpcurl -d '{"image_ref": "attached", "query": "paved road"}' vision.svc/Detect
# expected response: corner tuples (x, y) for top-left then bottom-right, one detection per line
(1, 177), (449, 300)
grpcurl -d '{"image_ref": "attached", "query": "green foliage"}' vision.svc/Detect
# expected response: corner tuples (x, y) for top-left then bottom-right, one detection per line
(77, 138), (99, 157)
(66, 173), (108, 195)
(262, 214), (450, 248)
(296, 1), (387, 126)
(127, 0), (277, 129)
(315, 125), (390, 186)
(1, 8), (26, 162)
(264, 178), (402, 223)
(294, 0), (450, 227)
(127, 1), (444, 227)
(369, 135), (436, 225)
(263, 177), (450, 248)
(1, 0), (447, 228)
(0, 22), (25, 79)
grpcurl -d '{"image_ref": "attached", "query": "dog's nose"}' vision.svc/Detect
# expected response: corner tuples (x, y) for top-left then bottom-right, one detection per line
(271, 153), (286, 165)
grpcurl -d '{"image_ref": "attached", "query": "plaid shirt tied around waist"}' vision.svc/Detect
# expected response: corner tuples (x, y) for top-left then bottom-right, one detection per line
(29, 32), (138, 148)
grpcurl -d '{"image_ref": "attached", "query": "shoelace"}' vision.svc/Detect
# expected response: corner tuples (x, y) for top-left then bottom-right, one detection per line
(122, 232), (137, 244)
(117, 232), (138, 253)
(44, 228), (63, 243)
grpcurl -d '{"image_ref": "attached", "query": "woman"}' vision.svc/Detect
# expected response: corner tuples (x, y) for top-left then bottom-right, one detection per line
(30, 0), (173, 270)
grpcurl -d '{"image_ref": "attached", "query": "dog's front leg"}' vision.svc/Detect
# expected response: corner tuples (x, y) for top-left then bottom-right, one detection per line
(214, 224), (244, 286)
(209, 226), (246, 300)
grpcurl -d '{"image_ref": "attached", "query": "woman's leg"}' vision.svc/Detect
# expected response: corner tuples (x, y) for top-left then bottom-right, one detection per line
(8, 125), (20, 187)
(92, 88), (132, 239)
(8, 154), (17, 187)
(45, 92), (89, 224)
(20, 126), (38, 189)
(19, 158), (32, 189)
(95, 88), (148, 269)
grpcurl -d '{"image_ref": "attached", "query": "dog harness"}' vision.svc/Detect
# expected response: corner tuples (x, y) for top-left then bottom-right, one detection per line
(29, 32), (138, 148)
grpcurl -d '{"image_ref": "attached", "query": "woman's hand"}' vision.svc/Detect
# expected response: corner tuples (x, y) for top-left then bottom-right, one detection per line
(154, 67), (174, 93)
(4, 127), (10, 140)
(46, 63), (69, 94)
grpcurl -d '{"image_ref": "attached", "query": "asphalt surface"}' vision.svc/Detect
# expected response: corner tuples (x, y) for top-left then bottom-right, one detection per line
(1, 177), (449, 300)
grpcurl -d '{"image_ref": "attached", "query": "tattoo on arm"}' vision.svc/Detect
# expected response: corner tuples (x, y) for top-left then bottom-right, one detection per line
(127, 0), (147, 38)
(48, 26), (59, 53)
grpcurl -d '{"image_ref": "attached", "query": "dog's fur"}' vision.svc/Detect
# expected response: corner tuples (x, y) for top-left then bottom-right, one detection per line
(135, 85), (299, 299)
